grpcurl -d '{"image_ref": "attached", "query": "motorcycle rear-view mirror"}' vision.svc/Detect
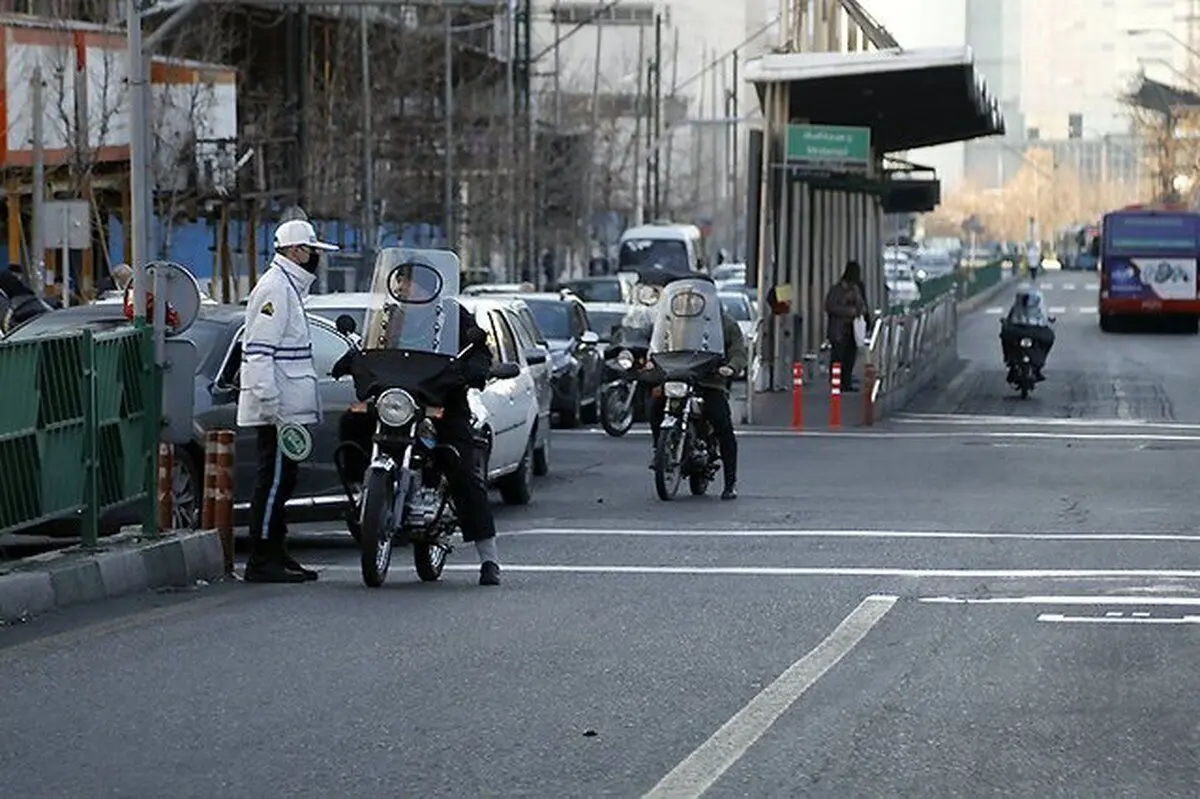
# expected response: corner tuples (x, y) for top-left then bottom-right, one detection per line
(335, 314), (357, 336)
(1048, 316), (1057, 324)
(490, 362), (520, 380)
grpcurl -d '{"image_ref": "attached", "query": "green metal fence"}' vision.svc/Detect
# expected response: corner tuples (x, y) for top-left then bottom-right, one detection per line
(898, 261), (1007, 313)
(0, 326), (160, 546)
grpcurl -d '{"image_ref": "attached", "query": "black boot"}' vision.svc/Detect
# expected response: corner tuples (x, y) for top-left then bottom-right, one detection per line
(278, 528), (318, 581)
(721, 481), (738, 501)
(480, 561), (501, 586)
(244, 538), (307, 584)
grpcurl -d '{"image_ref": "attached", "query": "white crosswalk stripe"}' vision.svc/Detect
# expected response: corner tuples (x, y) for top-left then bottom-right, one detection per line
(986, 305), (1096, 315)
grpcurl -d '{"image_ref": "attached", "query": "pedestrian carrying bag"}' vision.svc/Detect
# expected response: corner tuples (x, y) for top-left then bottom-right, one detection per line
(852, 316), (868, 349)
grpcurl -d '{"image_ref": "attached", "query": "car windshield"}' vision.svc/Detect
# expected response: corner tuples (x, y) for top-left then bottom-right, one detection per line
(561, 279), (622, 303)
(617, 238), (690, 272)
(524, 300), (572, 339)
(587, 310), (627, 342)
(719, 294), (751, 321)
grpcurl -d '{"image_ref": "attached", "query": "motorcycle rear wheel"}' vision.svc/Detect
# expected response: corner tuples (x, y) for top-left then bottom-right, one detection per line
(654, 426), (685, 501)
(359, 468), (395, 588)
(600, 383), (635, 437)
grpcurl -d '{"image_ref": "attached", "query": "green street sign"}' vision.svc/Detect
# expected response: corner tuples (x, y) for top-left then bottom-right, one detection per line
(785, 124), (871, 171)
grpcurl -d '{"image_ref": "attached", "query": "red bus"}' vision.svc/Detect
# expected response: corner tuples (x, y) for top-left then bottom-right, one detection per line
(1097, 204), (1200, 333)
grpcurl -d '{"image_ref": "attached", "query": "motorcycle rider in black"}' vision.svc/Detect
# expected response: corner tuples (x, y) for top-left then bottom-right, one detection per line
(643, 270), (748, 500)
(332, 271), (501, 586)
(999, 284), (1055, 383)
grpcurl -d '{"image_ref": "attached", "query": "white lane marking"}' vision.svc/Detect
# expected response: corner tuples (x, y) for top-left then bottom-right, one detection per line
(985, 307), (1004, 314)
(894, 413), (1200, 429)
(921, 595), (1200, 606)
(1038, 613), (1200, 625)
(1041, 283), (1054, 289)
(1048, 306), (1067, 314)
(642, 595), (896, 799)
(560, 428), (1200, 441)
(1061, 283), (1077, 290)
(317, 565), (1200, 579)
(1078, 306), (1097, 313)
(510, 528), (1200, 543)
(1085, 284), (1099, 291)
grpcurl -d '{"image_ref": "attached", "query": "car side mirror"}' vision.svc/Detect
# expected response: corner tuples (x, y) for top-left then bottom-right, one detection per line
(490, 362), (520, 380)
(335, 314), (357, 336)
(525, 348), (548, 366)
(579, 330), (600, 346)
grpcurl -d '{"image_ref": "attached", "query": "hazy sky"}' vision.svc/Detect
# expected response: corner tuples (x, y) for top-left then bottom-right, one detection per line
(860, 0), (967, 184)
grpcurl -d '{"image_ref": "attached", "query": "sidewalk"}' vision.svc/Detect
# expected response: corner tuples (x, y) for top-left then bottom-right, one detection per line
(0, 528), (225, 623)
(747, 384), (868, 429)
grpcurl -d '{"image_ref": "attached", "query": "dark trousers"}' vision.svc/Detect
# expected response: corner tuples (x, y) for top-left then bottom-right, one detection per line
(434, 411), (496, 543)
(249, 425), (299, 557)
(829, 336), (857, 387)
(647, 387), (738, 486)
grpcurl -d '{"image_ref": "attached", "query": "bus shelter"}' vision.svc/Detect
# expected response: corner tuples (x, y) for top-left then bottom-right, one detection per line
(743, 46), (1005, 390)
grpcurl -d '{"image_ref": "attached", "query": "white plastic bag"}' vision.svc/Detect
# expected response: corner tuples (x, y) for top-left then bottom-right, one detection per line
(852, 317), (868, 349)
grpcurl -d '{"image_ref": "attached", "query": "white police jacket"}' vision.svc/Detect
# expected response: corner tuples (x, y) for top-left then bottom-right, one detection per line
(236, 254), (322, 427)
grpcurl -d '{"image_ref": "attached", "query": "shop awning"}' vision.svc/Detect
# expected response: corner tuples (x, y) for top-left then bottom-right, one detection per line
(744, 46), (1005, 153)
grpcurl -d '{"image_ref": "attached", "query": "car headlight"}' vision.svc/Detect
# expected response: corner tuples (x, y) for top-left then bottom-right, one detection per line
(377, 388), (417, 426)
(663, 381), (689, 398)
(616, 349), (634, 370)
(1019, 337), (1033, 348)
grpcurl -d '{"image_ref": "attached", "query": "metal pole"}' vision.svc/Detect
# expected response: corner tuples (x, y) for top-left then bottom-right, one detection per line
(553, 3), (561, 127)
(505, 2), (517, 280)
(61, 211), (70, 307)
(30, 67), (45, 298)
(632, 23), (644, 226)
(724, 49), (734, 260)
(662, 24), (679, 216)
(652, 12), (662, 219)
(127, 0), (148, 322)
(583, 17), (602, 266)
(361, 6), (376, 260)
(710, 50), (720, 251)
(443, 8), (454, 250)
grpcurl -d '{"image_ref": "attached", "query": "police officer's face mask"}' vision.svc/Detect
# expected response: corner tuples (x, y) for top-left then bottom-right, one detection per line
(297, 246), (320, 274)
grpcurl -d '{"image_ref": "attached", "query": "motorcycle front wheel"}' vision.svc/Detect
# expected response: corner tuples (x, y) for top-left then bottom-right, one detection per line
(653, 425), (685, 501)
(600, 383), (635, 437)
(359, 468), (395, 588)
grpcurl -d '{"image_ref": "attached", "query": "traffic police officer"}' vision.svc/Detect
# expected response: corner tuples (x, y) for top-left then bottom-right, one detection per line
(239, 219), (338, 583)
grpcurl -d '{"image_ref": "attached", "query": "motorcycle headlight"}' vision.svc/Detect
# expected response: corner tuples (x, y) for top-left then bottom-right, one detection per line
(663, 381), (689, 398)
(377, 388), (417, 426)
(616, 349), (634, 371)
(1019, 337), (1033, 348)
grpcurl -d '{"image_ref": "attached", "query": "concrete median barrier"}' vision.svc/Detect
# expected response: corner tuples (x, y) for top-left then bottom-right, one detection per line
(0, 528), (225, 624)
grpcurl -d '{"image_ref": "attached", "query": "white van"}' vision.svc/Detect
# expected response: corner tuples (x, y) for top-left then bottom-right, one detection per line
(617, 223), (706, 274)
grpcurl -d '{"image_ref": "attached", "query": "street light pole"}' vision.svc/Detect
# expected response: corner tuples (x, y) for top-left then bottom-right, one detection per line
(127, 0), (149, 323)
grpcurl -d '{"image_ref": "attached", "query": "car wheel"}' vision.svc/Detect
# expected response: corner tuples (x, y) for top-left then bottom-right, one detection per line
(498, 435), (534, 505)
(533, 424), (550, 476)
(172, 446), (202, 530)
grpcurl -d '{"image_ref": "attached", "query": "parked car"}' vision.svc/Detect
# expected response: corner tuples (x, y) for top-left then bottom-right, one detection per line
(304, 292), (550, 498)
(557, 275), (635, 303)
(718, 291), (759, 380)
(489, 292), (602, 427)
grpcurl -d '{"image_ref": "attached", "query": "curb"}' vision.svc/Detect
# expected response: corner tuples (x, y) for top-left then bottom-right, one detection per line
(0, 528), (225, 624)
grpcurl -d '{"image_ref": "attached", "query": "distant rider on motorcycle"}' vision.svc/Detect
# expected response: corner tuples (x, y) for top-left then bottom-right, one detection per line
(644, 269), (747, 500)
(1000, 283), (1055, 383)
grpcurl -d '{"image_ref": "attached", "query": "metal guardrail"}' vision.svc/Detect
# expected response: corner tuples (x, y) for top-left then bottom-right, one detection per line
(867, 292), (958, 406)
(0, 327), (160, 545)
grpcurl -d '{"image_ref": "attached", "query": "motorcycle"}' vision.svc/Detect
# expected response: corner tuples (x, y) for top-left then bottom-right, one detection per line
(1007, 335), (1037, 399)
(648, 353), (725, 500)
(329, 248), (517, 588)
(599, 334), (650, 437)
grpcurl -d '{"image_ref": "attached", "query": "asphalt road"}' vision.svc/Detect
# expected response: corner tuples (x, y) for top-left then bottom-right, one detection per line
(5, 271), (1200, 797)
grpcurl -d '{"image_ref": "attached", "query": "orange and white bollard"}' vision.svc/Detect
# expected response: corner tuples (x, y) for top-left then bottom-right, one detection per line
(829, 362), (842, 429)
(863, 363), (878, 426)
(156, 442), (174, 532)
(202, 431), (218, 530)
(791, 362), (804, 429)
(213, 430), (236, 575)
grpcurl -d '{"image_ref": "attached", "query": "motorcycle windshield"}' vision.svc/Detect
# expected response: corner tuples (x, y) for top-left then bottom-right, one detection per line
(649, 278), (724, 357)
(361, 248), (462, 356)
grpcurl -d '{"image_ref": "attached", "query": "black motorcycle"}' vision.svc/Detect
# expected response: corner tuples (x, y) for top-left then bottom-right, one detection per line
(599, 333), (651, 437)
(647, 352), (724, 501)
(331, 314), (517, 587)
